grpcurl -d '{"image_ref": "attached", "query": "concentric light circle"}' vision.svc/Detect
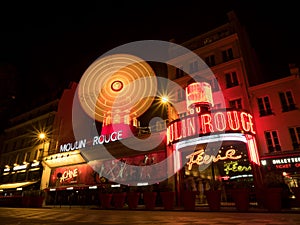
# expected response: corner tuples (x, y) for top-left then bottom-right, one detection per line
(78, 54), (157, 122)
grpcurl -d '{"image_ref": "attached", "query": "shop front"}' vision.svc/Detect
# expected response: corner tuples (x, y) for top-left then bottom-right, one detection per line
(42, 132), (168, 207)
(0, 161), (43, 207)
(260, 153), (300, 207)
(166, 108), (263, 208)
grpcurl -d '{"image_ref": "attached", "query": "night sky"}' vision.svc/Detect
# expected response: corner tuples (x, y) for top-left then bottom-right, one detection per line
(0, 1), (300, 114)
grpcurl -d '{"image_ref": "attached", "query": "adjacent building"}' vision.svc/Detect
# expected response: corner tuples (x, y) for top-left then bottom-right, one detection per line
(0, 99), (58, 200)
(249, 64), (300, 188)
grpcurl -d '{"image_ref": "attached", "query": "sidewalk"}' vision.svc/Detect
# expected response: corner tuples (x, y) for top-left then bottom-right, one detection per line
(44, 203), (300, 213)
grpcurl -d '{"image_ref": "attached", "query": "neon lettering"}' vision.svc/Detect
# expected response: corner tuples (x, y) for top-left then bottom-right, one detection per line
(167, 110), (256, 144)
(186, 148), (242, 170)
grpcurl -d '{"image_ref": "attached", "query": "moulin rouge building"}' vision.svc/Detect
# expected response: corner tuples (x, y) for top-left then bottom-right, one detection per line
(1, 10), (298, 208)
(36, 11), (267, 208)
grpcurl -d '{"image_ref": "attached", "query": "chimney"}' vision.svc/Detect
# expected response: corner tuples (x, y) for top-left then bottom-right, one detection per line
(289, 63), (299, 76)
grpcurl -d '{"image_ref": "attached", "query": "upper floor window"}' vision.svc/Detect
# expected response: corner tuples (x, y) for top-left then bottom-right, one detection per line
(177, 89), (185, 102)
(229, 98), (242, 109)
(257, 96), (273, 116)
(213, 103), (222, 109)
(176, 66), (184, 79)
(289, 126), (300, 150)
(189, 61), (199, 74)
(279, 91), (297, 112)
(225, 71), (239, 88)
(205, 54), (215, 67)
(179, 112), (187, 118)
(265, 130), (281, 153)
(222, 48), (234, 62)
(209, 78), (220, 92)
(25, 152), (31, 162)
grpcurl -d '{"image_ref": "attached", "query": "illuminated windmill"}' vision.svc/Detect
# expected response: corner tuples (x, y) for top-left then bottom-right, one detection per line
(77, 54), (157, 138)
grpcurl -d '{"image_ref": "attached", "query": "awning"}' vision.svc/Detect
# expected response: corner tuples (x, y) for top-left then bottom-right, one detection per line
(0, 180), (39, 190)
(43, 150), (86, 168)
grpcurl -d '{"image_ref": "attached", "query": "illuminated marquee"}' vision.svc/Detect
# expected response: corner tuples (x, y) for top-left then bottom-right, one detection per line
(186, 148), (242, 170)
(167, 110), (255, 144)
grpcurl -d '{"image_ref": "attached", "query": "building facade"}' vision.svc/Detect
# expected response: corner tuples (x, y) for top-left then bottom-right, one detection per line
(249, 65), (300, 189)
(0, 99), (58, 205)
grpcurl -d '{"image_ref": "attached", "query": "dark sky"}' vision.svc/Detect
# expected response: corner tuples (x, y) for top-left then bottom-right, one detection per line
(1, 1), (300, 111)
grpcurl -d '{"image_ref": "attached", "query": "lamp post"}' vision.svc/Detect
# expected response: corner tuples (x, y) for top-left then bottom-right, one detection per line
(38, 132), (47, 160)
(160, 96), (181, 206)
(160, 96), (179, 124)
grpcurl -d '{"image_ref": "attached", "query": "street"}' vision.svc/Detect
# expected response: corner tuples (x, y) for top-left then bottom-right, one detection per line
(0, 207), (300, 225)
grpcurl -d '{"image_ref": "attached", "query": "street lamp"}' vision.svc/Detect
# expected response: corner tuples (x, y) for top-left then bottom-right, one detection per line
(38, 132), (46, 140)
(38, 132), (47, 160)
(160, 96), (179, 123)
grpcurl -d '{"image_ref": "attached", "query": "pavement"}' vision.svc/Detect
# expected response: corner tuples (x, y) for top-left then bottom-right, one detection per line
(46, 202), (300, 213)
(0, 206), (300, 225)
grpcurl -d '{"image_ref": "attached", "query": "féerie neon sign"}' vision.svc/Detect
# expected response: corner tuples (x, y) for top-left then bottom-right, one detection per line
(186, 148), (242, 170)
(167, 110), (255, 144)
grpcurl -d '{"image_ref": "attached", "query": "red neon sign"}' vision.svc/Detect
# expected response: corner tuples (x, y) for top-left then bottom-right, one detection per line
(167, 110), (255, 144)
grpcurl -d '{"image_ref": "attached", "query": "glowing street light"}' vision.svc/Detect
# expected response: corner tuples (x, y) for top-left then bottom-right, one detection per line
(160, 96), (179, 123)
(38, 132), (47, 160)
(38, 132), (46, 140)
(161, 96), (169, 104)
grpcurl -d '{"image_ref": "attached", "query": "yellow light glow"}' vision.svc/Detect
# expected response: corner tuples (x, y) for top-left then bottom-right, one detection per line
(38, 132), (46, 140)
(161, 96), (169, 104)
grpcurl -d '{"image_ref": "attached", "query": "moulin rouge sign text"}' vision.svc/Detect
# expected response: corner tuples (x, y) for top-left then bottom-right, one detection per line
(59, 130), (123, 152)
(167, 110), (255, 144)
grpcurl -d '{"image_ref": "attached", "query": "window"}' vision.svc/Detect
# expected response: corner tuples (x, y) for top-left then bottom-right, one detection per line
(205, 55), (215, 66)
(209, 78), (220, 92)
(222, 48), (233, 62)
(33, 150), (39, 161)
(18, 152), (25, 164)
(225, 71), (238, 88)
(25, 152), (31, 162)
(189, 61), (199, 73)
(176, 66), (184, 79)
(279, 91), (297, 112)
(213, 103), (222, 109)
(229, 98), (242, 109)
(177, 89), (185, 102)
(179, 112), (187, 118)
(257, 96), (273, 116)
(265, 130), (281, 152)
(289, 127), (300, 149)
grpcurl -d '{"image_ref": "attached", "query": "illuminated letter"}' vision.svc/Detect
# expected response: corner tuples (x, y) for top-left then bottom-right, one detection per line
(111, 132), (117, 141)
(174, 121), (182, 141)
(99, 135), (105, 144)
(79, 139), (87, 149)
(187, 117), (196, 136)
(60, 145), (66, 152)
(247, 114), (256, 134)
(240, 112), (250, 132)
(167, 125), (174, 144)
(117, 130), (123, 140)
(227, 111), (240, 130)
(93, 136), (99, 146)
(181, 119), (187, 138)
(201, 114), (213, 134)
(214, 112), (226, 131)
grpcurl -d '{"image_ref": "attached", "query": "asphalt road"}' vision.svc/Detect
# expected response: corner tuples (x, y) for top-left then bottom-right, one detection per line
(0, 207), (300, 225)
